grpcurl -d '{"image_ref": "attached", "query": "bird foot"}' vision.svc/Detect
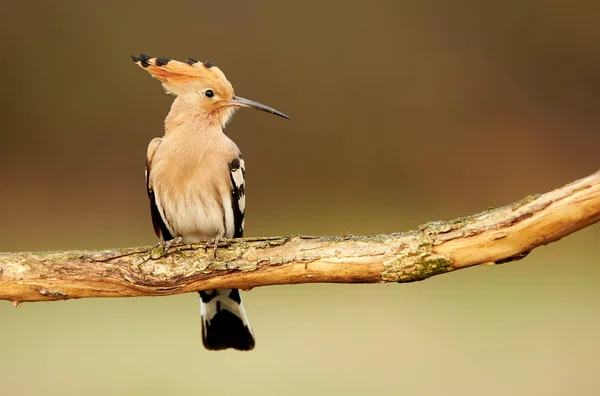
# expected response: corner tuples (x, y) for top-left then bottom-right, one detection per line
(156, 236), (184, 255)
(204, 235), (229, 259)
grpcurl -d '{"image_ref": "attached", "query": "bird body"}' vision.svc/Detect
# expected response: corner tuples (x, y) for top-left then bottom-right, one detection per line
(132, 54), (289, 351)
(147, 129), (243, 243)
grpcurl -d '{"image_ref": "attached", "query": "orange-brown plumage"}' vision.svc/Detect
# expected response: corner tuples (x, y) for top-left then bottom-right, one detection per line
(131, 54), (234, 100)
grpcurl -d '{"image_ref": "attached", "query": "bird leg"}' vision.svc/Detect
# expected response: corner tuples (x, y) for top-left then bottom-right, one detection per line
(204, 234), (229, 259)
(156, 236), (184, 255)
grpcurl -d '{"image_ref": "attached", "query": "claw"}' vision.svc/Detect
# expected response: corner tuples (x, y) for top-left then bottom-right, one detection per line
(156, 236), (184, 255)
(204, 235), (228, 259)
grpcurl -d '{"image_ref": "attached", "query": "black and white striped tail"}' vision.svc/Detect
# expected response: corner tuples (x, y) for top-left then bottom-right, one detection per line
(199, 289), (255, 351)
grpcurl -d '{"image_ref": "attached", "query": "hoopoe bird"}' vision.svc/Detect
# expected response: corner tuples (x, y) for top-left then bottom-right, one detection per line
(131, 53), (289, 350)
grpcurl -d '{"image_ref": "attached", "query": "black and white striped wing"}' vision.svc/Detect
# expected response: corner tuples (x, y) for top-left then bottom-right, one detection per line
(228, 153), (245, 238)
(146, 137), (173, 241)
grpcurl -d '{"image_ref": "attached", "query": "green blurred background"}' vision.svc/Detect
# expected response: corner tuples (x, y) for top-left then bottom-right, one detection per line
(1, 1), (599, 395)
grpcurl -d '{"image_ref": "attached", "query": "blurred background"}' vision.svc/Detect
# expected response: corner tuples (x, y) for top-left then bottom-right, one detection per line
(1, 0), (599, 395)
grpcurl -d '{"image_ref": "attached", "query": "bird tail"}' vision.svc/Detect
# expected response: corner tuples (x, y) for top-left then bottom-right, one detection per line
(199, 289), (255, 351)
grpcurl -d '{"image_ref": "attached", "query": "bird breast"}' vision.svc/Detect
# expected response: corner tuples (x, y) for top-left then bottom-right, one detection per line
(151, 146), (235, 242)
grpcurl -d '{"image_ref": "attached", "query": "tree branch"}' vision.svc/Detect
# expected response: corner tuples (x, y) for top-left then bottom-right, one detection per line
(1, 170), (599, 304)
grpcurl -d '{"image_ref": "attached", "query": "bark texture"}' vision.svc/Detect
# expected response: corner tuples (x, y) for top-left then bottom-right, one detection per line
(1, 170), (599, 304)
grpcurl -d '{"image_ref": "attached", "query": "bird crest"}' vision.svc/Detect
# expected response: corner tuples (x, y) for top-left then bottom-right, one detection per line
(131, 53), (233, 97)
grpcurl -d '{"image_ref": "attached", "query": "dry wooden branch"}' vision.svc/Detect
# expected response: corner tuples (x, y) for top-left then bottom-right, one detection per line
(1, 170), (599, 304)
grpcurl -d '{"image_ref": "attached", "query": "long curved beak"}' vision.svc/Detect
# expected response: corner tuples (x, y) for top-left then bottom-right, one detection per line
(226, 96), (290, 119)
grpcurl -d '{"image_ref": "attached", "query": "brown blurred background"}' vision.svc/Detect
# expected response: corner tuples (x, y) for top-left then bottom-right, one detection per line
(1, 1), (599, 395)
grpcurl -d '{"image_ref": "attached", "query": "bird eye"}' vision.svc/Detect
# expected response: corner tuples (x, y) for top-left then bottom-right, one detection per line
(205, 89), (214, 98)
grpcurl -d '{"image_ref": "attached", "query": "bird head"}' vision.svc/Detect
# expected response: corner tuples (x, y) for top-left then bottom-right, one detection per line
(131, 54), (290, 127)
